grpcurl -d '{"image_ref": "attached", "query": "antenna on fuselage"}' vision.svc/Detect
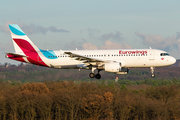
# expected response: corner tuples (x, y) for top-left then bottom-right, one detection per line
(60, 49), (64, 54)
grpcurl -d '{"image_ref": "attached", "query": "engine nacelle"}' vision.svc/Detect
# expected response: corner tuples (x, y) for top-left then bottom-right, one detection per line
(116, 68), (129, 74)
(104, 62), (121, 72)
(104, 62), (129, 74)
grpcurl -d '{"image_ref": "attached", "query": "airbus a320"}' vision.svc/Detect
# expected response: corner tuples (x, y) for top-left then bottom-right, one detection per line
(5, 24), (176, 79)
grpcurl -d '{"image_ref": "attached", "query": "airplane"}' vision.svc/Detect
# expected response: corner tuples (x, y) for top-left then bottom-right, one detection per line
(5, 24), (176, 79)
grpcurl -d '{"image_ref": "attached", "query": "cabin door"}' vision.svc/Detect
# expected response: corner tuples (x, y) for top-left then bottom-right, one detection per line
(149, 50), (155, 60)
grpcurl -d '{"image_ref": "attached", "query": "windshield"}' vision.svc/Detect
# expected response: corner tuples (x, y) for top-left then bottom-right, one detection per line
(160, 53), (169, 56)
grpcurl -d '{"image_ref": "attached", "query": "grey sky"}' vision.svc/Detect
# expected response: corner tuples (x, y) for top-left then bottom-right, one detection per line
(0, 0), (180, 64)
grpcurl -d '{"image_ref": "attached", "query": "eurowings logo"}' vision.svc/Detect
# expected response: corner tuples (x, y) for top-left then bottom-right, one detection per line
(119, 50), (147, 55)
(9, 24), (49, 67)
(9, 24), (26, 36)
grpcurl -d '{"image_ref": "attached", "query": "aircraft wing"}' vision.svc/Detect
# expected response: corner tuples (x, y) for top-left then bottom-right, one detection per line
(64, 52), (105, 63)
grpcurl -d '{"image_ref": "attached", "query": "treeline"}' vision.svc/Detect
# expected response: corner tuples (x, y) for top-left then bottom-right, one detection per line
(3, 77), (180, 87)
(117, 78), (180, 86)
(0, 65), (180, 82)
(0, 81), (180, 120)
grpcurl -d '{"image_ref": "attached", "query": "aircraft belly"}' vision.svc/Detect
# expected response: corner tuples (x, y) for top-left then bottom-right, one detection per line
(125, 58), (154, 67)
(126, 59), (167, 68)
(45, 58), (83, 68)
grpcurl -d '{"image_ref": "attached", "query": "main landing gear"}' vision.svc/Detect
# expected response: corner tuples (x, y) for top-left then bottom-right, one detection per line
(150, 67), (155, 78)
(89, 73), (101, 79)
(89, 67), (101, 79)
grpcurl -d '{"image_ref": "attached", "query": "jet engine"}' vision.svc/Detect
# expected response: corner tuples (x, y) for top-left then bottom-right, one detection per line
(116, 67), (129, 74)
(104, 62), (121, 72)
(104, 62), (129, 74)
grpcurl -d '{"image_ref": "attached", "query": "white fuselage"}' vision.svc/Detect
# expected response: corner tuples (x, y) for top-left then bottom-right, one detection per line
(38, 49), (176, 69)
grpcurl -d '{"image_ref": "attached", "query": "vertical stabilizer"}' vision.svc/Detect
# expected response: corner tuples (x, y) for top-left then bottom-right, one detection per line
(8, 24), (48, 67)
(9, 24), (39, 54)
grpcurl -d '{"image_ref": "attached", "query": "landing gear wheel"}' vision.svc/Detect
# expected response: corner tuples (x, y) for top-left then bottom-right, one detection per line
(151, 74), (155, 78)
(89, 73), (95, 78)
(95, 74), (101, 79)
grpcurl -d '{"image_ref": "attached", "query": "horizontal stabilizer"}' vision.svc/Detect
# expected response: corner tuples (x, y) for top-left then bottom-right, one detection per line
(6, 53), (27, 57)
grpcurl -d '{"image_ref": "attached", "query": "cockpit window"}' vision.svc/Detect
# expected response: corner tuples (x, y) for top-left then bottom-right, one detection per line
(160, 53), (169, 56)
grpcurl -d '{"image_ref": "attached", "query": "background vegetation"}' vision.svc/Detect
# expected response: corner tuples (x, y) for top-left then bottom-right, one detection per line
(0, 61), (179, 120)
(0, 80), (180, 120)
(0, 61), (180, 83)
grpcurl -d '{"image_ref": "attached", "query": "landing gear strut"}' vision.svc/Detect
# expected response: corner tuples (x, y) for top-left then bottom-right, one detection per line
(89, 67), (101, 79)
(150, 67), (155, 78)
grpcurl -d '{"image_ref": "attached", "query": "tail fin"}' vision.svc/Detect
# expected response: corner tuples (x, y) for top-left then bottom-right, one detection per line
(8, 24), (48, 67)
(9, 24), (39, 54)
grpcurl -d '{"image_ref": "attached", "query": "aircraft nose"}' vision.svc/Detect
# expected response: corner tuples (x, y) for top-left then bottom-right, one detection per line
(170, 57), (176, 64)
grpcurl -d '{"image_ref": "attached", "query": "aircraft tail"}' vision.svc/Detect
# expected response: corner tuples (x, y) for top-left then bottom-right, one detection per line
(8, 24), (48, 67)
(9, 24), (39, 54)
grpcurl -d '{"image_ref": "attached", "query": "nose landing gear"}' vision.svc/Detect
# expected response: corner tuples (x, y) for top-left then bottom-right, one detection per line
(150, 67), (155, 78)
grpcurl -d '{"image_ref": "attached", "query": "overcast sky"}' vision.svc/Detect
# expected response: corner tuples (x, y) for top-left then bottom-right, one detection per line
(1, 0), (180, 64)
